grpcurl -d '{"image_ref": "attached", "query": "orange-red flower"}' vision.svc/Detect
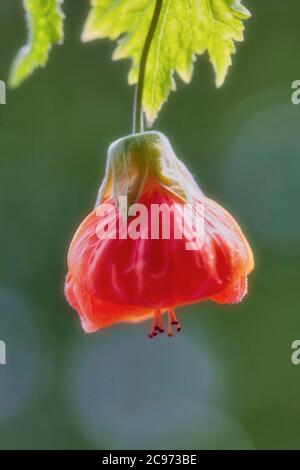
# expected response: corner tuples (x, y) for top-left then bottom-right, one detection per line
(65, 132), (254, 337)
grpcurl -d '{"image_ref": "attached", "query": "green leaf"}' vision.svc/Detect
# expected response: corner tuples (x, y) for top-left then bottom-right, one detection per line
(82, 0), (251, 125)
(9, 0), (64, 88)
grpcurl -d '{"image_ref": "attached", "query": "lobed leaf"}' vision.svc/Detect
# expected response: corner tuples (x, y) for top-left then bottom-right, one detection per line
(9, 0), (64, 88)
(82, 0), (250, 125)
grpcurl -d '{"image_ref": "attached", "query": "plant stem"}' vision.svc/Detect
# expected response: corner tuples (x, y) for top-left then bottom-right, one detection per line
(133, 0), (163, 134)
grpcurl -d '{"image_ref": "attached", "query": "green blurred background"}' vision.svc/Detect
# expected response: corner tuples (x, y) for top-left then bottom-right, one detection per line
(0, 0), (300, 450)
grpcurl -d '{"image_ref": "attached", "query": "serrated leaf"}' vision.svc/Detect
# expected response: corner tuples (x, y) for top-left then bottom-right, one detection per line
(197, 0), (251, 88)
(82, 0), (250, 125)
(9, 0), (64, 88)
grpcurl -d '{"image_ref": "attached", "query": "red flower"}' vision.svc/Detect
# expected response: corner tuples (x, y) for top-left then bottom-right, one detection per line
(65, 132), (254, 337)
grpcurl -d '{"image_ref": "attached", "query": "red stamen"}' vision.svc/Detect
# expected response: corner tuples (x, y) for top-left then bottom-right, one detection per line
(148, 309), (181, 338)
(158, 314), (164, 333)
(168, 308), (181, 335)
(166, 309), (173, 337)
(148, 309), (160, 338)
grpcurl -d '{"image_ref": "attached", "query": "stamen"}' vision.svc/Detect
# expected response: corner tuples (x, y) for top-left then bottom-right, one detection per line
(148, 309), (181, 338)
(168, 308), (181, 335)
(167, 312), (173, 337)
(169, 308), (178, 325)
(148, 309), (161, 338)
(158, 314), (164, 333)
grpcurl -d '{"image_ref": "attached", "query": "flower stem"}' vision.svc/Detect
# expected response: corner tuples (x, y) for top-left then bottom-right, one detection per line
(133, 0), (163, 134)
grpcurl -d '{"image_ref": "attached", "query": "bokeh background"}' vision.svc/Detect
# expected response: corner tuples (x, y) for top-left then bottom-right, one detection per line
(0, 0), (300, 450)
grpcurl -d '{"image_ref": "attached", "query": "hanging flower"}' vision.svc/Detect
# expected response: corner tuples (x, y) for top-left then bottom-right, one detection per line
(65, 132), (254, 337)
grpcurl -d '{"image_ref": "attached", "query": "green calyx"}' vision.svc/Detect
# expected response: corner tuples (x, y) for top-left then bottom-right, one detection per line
(96, 131), (202, 211)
